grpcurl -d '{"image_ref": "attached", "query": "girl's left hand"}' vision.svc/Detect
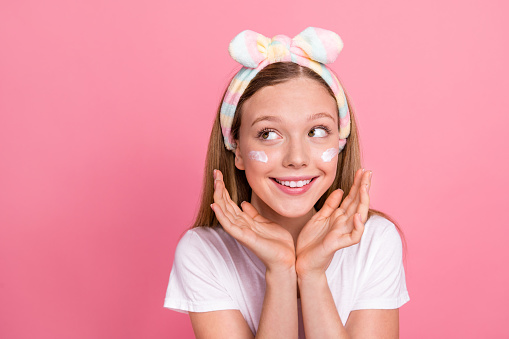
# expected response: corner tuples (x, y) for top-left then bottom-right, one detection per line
(295, 169), (372, 279)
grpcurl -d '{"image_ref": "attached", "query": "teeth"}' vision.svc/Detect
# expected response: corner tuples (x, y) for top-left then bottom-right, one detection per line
(275, 178), (312, 188)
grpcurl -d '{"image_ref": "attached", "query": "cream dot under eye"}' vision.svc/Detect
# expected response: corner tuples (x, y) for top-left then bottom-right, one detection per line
(248, 151), (268, 163)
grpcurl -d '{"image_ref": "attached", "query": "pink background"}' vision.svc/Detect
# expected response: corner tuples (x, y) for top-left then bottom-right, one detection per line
(1, 0), (508, 338)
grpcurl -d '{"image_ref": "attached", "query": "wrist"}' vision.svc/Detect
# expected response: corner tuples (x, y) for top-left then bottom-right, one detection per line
(266, 265), (297, 278)
(297, 270), (327, 286)
(295, 254), (333, 281)
(265, 266), (297, 289)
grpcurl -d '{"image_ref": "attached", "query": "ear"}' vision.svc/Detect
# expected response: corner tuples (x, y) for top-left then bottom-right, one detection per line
(234, 144), (245, 170)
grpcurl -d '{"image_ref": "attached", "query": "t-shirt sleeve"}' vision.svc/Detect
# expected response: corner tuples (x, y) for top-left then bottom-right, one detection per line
(352, 221), (410, 310)
(164, 229), (239, 313)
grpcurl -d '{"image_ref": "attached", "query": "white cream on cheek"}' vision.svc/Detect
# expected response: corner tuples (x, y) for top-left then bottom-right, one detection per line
(321, 148), (339, 162)
(248, 151), (268, 163)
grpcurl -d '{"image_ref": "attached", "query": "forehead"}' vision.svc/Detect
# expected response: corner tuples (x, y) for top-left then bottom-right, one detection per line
(240, 77), (338, 125)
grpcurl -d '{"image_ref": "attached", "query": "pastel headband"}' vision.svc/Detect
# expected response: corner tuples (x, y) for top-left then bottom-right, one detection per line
(220, 27), (351, 152)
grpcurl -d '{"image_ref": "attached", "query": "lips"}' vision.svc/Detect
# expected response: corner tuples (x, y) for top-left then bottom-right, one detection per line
(270, 176), (317, 195)
(274, 178), (312, 188)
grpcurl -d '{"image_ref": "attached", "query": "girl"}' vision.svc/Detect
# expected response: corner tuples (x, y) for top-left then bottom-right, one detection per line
(165, 27), (409, 338)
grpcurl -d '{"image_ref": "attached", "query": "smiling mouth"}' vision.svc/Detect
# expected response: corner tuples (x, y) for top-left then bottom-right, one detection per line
(271, 177), (316, 188)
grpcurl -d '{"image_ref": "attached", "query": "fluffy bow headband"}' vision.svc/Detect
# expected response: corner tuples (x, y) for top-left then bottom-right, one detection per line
(220, 27), (351, 152)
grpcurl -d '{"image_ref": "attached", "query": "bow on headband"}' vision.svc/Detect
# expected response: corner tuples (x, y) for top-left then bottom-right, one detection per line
(220, 27), (351, 152)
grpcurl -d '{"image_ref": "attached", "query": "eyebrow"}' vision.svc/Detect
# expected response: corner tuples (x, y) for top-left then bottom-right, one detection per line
(307, 112), (336, 122)
(251, 115), (282, 126)
(251, 112), (335, 127)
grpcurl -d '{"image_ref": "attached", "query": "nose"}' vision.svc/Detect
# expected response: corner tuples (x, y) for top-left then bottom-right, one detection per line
(282, 137), (309, 169)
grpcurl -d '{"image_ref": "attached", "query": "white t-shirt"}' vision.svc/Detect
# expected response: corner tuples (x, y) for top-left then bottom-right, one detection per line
(164, 215), (410, 337)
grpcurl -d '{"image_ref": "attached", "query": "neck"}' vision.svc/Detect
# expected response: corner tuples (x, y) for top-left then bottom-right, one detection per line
(250, 194), (315, 247)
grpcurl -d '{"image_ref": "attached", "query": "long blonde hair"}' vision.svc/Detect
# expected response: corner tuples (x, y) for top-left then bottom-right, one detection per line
(191, 62), (406, 252)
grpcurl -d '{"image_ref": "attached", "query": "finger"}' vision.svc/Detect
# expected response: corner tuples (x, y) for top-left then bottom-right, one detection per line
(350, 212), (365, 244)
(213, 180), (226, 210)
(346, 170), (371, 217)
(240, 201), (269, 223)
(224, 185), (242, 215)
(213, 170), (229, 209)
(215, 172), (244, 226)
(215, 168), (223, 181)
(355, 178), (370, 223)
(213, 172), (239, 224)
(330, 213), (365, 251)
(211, 203), (244, 239)
(316, 189), (344, 218)
(219, 177), (241, 216)
(217, 170), (242, 215)
(340, 168), (364, 213)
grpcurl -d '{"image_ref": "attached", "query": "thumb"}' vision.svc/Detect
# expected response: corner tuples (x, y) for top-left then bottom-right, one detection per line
(240, 201), (266, 222)
(317, 189), (344, 218)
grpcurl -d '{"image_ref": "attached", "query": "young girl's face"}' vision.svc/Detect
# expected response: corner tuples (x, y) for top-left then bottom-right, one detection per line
(235, 77), (340, 218)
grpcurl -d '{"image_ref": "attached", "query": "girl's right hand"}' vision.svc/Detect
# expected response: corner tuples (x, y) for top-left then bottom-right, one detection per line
(211, 169), (296, 273)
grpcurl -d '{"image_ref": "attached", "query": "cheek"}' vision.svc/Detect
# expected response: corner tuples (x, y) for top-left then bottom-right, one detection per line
(245, 147), (282, 166)
(320, 148), (339, 163)
(312, 146), (339, 181)
(248, 150), (268, 163)
(243, 150), (271, 180)
(243, 149), (278, 183)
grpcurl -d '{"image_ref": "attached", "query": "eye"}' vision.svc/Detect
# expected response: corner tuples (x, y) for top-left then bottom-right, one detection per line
(308, 126), (330, 138)
(257, 128), (280, 140)
(261, 131), (278, 140)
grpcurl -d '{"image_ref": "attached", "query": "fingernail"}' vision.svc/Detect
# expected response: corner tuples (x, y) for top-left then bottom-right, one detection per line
(362, 168), (365, 173)
(213, 169), (217, 179)
(366, 183), (369, 192)
(369, 171), (373, 179)
(210, 204), (214, 210)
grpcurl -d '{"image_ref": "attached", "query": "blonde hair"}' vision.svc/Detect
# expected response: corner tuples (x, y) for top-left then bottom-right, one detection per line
(191, 62), (406, 253)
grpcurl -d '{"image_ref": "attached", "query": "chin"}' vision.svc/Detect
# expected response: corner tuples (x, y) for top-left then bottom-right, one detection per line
(274, 203), (316, 219)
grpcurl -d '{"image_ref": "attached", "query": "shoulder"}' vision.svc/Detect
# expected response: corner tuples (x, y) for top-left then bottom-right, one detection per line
(346, 214), (403, 262)
(174, 226), (239, 264)
(347, 214), (410, 310)
(179, 226), (236, 248)
(165, 227), (242, 313)
(361, 214), (402, 249)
